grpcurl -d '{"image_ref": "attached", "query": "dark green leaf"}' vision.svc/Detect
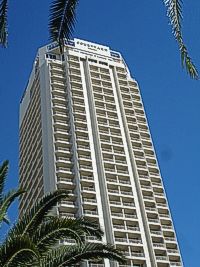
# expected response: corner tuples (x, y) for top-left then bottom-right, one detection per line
(0, 0), (8, 47)
(49, 0), (79, 52)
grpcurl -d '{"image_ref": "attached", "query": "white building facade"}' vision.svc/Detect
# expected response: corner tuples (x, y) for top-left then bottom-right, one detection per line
(19, 39), (183, 267)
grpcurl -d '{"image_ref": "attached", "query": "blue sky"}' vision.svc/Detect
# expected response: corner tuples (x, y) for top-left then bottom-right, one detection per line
(0, 0), (200, 265)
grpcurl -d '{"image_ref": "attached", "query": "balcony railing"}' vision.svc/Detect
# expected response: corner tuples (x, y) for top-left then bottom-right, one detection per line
(156, 256), (168, 261)
(131, 252), (144, 257)
(123, 202), (135, 207)
(151, 230), (162, 236)
(129, 239), (142, 244)
(170, 262), (182, 266)
(82, 187), (95, 192)
(115, 237), (127, 243)
(80, 176), (94, 181)
(168, 249), (179, 254)
(126, 226), (140, 231)
(162, 225), (173, 230)
(111, 213), (123, 218)
(84, 210), (98, 215)
(120, 191), (133, 196)
(83, 199), (97, 204)
(108, 189), (119, 194)
(153, 243), (165, 248)
(113, 225), (125, 230)
(124, 214), (137, 219)
(149, 218), (159, 223)
(110, 201), (121, 206)
(165, 237), (176, 242)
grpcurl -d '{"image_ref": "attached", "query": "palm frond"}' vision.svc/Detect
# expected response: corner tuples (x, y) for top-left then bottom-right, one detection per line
(49, 0), (79, 52)
(0, 235), (40, 267)
(0, 0), (8, 47)
(33, 217), (103, 253)
(39, 243), (126, 267)
(0, 160), (9, 200)
(163, 0), (198, 79)
(0, 189), (25, 225)
(9, 190), (69, 237)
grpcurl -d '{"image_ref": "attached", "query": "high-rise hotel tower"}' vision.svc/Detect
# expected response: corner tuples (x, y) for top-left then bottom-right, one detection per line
(19, 39), (183, 267)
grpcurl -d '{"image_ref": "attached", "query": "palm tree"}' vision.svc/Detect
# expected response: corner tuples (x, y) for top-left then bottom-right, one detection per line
(0, 160), (24, 226)
(0, 189), (126, 266)
(0, 0), (198, 79)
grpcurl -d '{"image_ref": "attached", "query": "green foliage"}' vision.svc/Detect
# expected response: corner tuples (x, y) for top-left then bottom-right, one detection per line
(163, 0), (198, 79)
(0, 235), (40, 267)
(49, 0), (79, 52)
(0, 161), (25, 226)
(0, 189), (126, 266)
(0, 0), (8, 47)
(0, 0), (199, 78)
(38, 243), (126, 267)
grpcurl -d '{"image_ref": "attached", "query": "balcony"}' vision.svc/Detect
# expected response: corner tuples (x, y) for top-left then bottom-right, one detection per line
(119, 180), (131, 185)
(146, 207), (157, 212)
(168, 249), (179, 254)
(143, 195), (154, 201)
(108, 189), (119, 195)
(82, 187), (95, 192)
(56, 167), (73, 174)
(107, 178), (118, 184)
(170, 262), (182, 266)
(55, 137), (72, 147)
(120, 191), (133, 196)
(115, 237), (127, 243)
(110, 201), (121, 206)
(57, 177), (74, 183)
(80, 176), (94, 181)
(153, 243), (165, 248)
(162, 225), (173, 230)
(57, 178), (75, 190)
(151, 230), (162, 236)
(129, 238), (142, 244)
(157, 203), (167, 208)
(152, 182), (162, 187)
(123, 202), (135, 207)
(155, 192), (165, 198)
(131, 252), (144, 258)
(124, 214), (137, 219)
(156, 256), (168, 261)
(165, 237), (176, 242)
(160, 214), (170, 219)
(113, 225), (125, 230)
(148, 218), (160, 224)
(126, 226), (140, 232)
(83, 198), (97, 204)
(60, 200), (74, 206)
(111, 212), (123, 218)
(79, 165), (93, 171)
(84, 210), (98, 216)
(56, 157), (72, 165)
(139, 175), (149, 180)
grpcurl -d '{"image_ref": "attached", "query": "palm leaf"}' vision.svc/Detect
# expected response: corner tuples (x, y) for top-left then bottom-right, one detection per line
(0, 235), (40, 267)
(0, 160), (9, 200)
(0, 189), (25, 225)
(33, 217), (103, 253)
(38, 243), (126, 267)
(49, 0), (79, 52)
(0, 0), (8, 47)
(163, 0), (198, 79)
(9, 190), (69, 237)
